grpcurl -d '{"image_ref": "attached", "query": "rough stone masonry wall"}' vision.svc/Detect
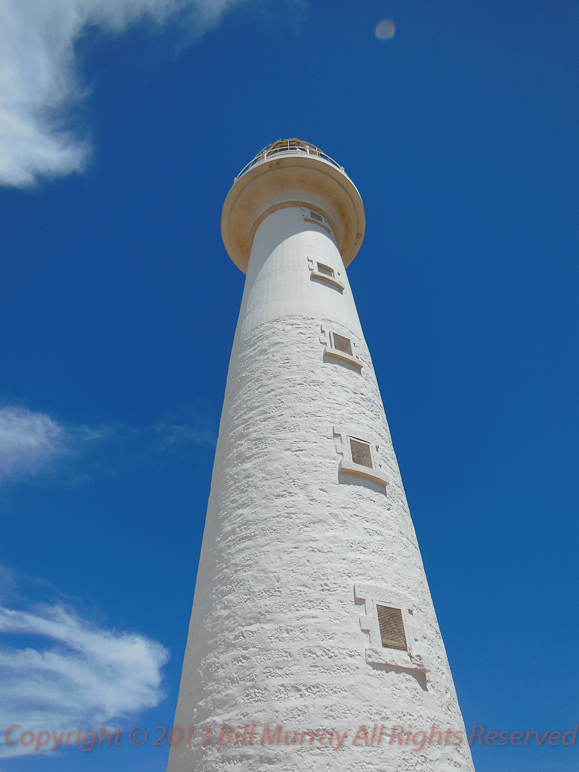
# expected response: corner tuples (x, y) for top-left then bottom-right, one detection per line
(168, 307), (475, 772)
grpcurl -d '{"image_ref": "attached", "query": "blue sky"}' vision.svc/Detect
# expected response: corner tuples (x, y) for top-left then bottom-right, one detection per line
(0, 0), (578, 770)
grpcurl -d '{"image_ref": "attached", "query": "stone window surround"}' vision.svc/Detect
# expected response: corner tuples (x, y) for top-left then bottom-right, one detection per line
(320, 326), (363, 369)
(355, 583), (427, 673)
(334, 426), (389, 487)
(307, 257), (345, 292)
(301, 206), (333, 235)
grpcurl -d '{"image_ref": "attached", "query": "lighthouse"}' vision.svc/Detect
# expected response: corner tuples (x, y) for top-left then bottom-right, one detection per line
(167, 139), (475, 771)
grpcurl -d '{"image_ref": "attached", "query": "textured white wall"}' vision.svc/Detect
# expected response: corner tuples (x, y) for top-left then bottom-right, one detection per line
(167, 207), (475, 771)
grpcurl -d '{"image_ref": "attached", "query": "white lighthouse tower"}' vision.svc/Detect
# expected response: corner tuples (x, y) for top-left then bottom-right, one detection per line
(167, 139), (475, 771)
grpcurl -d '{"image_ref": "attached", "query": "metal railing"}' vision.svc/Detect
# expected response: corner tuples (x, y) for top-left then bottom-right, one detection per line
(234, 138), (345, 182)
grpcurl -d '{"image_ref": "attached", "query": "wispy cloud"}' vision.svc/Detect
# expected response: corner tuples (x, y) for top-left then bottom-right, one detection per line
(0, 403), (216, 486)
(0, 406), (68, 482)
(0, 0), (249, 187)
(0, 576), (168, 758)
(154, 406), (217, 451)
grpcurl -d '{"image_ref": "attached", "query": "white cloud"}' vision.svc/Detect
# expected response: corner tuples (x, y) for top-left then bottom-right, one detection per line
(0, 598), (168, 758)
(0, 0), (245, 187)
(0, 406), (68, 482)
(0, 403), (216, 485)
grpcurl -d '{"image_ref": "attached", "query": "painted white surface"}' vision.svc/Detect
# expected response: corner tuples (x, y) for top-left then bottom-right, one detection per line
(234, 207), (363, 341)
(167, 206), (475, 771)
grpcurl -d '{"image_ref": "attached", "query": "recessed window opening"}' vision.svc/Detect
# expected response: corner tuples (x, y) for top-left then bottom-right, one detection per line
(350, 438), (373, 468)
(309, 210), (323, 223)
(332, 333), (353, 356)
(309, 258), (344, 292)
(317, 262), (334, 278)
(377, 605), (407, 651)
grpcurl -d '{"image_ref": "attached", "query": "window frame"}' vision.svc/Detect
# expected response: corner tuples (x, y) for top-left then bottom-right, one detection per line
(333, 427), (389, 487)
(301, 206), (333, 235)
(320, 327), (362, 369)
(355, 583), (427, 674)
(308, 257), (345, 291)
(349, 437), (374, 469)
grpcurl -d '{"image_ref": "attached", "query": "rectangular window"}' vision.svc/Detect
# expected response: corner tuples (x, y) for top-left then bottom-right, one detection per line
(316, 262), (334, 278)
(377, 605), (407, 651)
(309, 259), (344, 291)
(309, 210), (323, 223)
(332, 332), (353, 356)
(350, 438), (373, 468)
(334, 428), (388, 487)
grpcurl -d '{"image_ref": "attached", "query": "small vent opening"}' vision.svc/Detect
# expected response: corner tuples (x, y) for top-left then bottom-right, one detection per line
(377, 605), (407, 651)
(309, 210), (323, 223)
(332, 333), (353, 356)
(350, 438), (373, 468)
(317, 262), (334, 278)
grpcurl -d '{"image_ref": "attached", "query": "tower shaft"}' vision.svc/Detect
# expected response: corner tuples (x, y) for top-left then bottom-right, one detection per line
(168, 141), (475, 771)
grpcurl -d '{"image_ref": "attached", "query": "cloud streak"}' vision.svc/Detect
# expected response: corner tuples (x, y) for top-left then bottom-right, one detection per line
(0, 0), (246, 187)
(0, 598), (168, 758)
(154, 406), (217, 451)
(0, 403), (216, 485)
(0, 406), (68, 482)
